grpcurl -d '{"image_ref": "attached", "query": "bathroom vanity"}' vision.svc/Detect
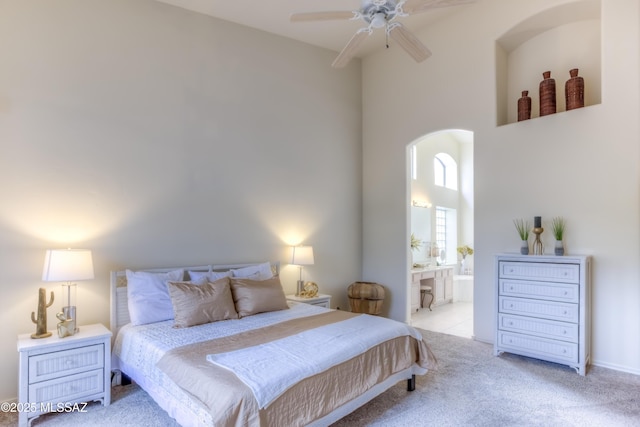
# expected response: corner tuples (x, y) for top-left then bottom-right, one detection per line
(410, 266), (454, 312)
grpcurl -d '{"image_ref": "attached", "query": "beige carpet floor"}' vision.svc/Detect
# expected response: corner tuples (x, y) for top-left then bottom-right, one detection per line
(2, 330), (639, 426)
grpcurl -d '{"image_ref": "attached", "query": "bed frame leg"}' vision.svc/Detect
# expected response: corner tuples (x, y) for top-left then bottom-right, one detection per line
(121, 372), (131, 386)
(407, 375), (415, 391)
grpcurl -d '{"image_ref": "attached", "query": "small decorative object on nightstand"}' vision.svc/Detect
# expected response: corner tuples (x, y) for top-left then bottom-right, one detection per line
(30, 288), (54, 339)
(300, 281), (319, 298)
(286, 293), (331, 309)
(17, 323), (112, 427)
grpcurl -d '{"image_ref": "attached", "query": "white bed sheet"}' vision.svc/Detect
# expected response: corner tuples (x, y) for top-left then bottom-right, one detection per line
(112, 302), (329, 425)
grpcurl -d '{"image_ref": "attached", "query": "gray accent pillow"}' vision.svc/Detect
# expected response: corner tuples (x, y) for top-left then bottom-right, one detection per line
(230, 276), (289, 318)
(168, 277), (238, 328)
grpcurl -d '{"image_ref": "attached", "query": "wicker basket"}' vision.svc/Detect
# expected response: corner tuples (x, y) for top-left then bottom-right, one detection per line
(347, 281), (385, 315)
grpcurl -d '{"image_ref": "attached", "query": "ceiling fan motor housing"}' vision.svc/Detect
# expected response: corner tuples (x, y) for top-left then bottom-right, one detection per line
(362, 1), (398, 27)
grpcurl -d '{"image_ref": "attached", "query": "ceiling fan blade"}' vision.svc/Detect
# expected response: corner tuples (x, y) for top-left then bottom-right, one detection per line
(402, 0), (476, 15)
(388, 23), (432, 63)
(332, 29), (371, 68)
(290, 11), (356, 22)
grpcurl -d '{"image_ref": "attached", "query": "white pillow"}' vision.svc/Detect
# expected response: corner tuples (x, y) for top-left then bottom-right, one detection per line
(126, 269), (184, 326)
(231, 262), (274, 280)
(188, 269), (231, 285)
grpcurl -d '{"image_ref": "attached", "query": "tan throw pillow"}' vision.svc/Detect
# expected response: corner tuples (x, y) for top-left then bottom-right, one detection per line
(230, 276), (289, 318)
(168, 277), (238, 328)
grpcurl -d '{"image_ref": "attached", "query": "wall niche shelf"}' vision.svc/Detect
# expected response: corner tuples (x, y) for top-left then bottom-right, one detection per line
(496, 0), (602, 126)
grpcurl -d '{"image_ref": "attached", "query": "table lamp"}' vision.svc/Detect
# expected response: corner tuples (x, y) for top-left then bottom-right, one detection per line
(42, 249), (94, 336)
(291, 246), (314, 296)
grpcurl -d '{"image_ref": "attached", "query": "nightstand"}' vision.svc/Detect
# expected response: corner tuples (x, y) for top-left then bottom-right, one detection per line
(286, 293), (331, 308)
(17, 323), (112, 427)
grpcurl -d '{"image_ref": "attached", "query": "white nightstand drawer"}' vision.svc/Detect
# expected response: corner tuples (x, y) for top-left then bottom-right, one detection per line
(286, 294), (331, 308)
(29, 368), (104, 405)
(499, 262), (580, 284)
(29, 344), (104, 383)
(497, 331), (578, 363)
(498, 313), (579, 343)
(499, 279), (579, 303)
(499, 296), (579, 323)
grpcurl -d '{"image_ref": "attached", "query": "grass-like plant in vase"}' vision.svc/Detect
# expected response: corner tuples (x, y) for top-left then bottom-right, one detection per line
(513, 218), (530, 255)
(551, 216), (566, 255)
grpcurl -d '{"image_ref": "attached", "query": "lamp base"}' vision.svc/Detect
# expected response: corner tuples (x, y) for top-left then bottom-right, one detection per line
(296, 280), (305, 296)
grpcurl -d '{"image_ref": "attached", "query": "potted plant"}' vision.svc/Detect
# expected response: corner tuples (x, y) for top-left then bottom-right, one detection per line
(513, 219), (530, 255)
(456, 245), (473, 275)
(551, 216), (566, 255)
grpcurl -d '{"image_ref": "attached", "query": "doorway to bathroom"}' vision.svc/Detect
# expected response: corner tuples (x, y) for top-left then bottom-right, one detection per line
(408, 129), (474, 339)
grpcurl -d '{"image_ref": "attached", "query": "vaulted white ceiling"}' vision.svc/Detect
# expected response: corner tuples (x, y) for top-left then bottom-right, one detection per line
(155, 0), (472, 58)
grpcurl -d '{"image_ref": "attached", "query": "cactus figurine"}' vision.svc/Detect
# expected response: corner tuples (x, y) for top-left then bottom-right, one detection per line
(31, 287), (54, 339)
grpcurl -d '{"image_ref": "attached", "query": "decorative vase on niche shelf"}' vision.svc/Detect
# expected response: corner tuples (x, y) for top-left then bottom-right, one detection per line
(539, 71), (556, 116)
(555, 240), (565, 256)
(517, 90), (531, 121)
(520, 240), (529, 255)
(565, 68), (584, 111)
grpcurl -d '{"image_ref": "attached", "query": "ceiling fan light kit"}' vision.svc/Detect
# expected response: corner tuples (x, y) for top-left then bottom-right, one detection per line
(290, 0), (475, 68)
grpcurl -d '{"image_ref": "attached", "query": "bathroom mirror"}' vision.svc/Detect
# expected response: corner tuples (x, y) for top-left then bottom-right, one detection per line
(411, 205), (431, 267)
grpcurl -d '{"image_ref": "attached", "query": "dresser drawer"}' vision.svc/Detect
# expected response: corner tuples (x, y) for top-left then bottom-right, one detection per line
(29, 368), (104, 405)
(498, 313), (579, 343)
(499, 262), (579, 284)
(499, 279), (579, 303)
(497, 331), (578, 363)
(29, 344), (104, 383)
(498, 296), (579, 323)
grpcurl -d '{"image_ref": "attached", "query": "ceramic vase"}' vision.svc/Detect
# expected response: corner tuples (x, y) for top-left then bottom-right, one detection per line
(539, 71), (556, 116)
(520, 240), (529, 255)
(565, 68), (584, 110)
(517, 90), (531, 121)
(555, 240), (565, 256)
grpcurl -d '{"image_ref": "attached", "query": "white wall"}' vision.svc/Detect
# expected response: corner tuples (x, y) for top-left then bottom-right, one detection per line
(363, 0), (640, 374)
(0, 0), (362, 400)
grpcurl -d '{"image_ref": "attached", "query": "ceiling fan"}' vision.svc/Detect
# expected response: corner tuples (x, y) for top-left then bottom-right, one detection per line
(291, 0), (476, 68)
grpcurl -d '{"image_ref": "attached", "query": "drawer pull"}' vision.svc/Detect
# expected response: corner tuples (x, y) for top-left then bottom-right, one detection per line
(509, 322), (513, 326)
(563, 330), (567, 334)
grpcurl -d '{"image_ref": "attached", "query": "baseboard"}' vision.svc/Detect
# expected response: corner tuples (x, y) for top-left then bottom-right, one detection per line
(591, 359), (640, 376)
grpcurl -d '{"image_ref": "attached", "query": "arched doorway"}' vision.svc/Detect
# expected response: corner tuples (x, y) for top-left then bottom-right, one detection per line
(408, 129), (474, 339)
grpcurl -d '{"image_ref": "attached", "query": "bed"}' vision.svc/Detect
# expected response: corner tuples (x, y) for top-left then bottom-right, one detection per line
(110, 262), (436, 426)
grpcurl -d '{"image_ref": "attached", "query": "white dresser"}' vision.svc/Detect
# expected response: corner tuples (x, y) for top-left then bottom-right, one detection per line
(17, 323), (112, 426)
(494, 254), (591, 375)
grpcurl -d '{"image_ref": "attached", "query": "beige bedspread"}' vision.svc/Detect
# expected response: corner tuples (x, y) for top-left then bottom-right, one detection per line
(157, 310), (436, 426)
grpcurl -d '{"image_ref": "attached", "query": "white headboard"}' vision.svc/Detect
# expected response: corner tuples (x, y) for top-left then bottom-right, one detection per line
(109, 262), (280, 339)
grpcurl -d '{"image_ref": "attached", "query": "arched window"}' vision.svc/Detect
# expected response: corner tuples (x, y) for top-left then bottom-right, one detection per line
(434, 153), (458, 190)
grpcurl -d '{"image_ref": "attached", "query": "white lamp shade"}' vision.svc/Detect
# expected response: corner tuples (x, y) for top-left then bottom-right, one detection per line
(42, 249), (94, 282)
(291, 246), (314, 266)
